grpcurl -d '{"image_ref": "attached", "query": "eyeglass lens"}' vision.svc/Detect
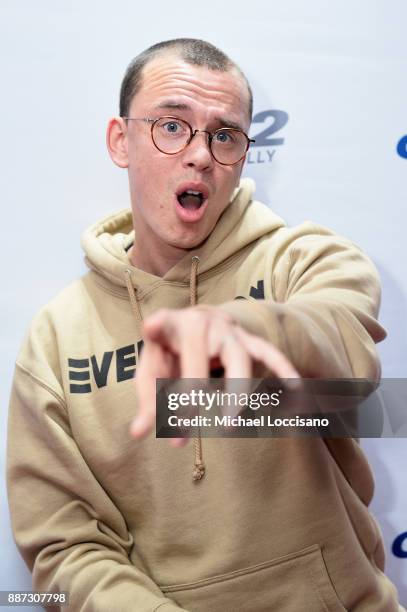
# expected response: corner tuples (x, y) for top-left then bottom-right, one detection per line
(151, 117), (248, 164)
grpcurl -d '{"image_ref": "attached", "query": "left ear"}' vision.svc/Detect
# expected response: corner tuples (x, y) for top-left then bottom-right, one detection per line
(106, 117), (129, 168)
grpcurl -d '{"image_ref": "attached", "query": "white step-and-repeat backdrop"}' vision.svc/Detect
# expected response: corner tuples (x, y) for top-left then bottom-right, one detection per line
(1, 0), (406, 608)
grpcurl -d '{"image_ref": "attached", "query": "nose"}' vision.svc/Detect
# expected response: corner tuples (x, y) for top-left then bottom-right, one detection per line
(181, 130), (214, 171)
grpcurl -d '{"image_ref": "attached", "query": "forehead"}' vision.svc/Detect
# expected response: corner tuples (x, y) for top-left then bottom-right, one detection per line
(131, 53), (250, 129)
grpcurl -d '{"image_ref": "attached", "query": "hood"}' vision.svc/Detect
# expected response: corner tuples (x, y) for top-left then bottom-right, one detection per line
(81, 178), (285, 288)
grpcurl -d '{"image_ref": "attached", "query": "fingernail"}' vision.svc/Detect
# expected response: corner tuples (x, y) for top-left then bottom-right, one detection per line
(130, 416), (147, 437)
(285, 376), (302, 390)
(171, 437), (187, 448)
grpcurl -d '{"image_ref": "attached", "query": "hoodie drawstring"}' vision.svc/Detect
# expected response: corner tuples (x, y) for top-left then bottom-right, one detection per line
(190, 256), (206, 481)
(124, 269), (143, 323)
(124, 258), (206, 482)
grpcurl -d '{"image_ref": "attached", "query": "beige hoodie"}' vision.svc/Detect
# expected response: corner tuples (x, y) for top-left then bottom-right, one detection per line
(7, 179), (402, 611)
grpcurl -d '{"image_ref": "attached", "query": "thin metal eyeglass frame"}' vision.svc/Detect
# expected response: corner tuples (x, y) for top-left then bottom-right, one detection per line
(122, 116), (255, 166)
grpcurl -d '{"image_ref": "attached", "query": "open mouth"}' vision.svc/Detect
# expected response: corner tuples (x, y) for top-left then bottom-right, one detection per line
(177, 190), (205, 210)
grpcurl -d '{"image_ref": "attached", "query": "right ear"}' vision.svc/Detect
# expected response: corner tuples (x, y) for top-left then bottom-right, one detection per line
(106, 117), (129, 168)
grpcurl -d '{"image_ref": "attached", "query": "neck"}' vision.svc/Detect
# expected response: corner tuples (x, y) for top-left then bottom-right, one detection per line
(128, 242), (188, 277)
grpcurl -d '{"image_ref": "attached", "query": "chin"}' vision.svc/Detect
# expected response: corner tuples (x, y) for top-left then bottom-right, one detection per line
(168, 229), (210, 250)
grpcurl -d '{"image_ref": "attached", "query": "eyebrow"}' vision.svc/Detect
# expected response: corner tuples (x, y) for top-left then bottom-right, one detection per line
(153, 101), (245, 132)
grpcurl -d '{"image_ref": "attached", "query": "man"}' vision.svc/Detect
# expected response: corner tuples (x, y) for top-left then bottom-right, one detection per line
(7, 39), (403, 611)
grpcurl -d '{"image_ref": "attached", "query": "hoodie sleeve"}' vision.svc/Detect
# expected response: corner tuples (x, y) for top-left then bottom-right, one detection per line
(219, 225), (386, 379)
(7, 363), (186, 612)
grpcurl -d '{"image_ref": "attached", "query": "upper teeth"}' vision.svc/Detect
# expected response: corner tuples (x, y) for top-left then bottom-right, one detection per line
(185, 190), (202, 196)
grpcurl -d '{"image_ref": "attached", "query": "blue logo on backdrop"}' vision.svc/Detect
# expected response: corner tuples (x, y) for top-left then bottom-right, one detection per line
(248, 110), (289, 165)
(396, 135), (407, 159)
(392, 532), (407, 558)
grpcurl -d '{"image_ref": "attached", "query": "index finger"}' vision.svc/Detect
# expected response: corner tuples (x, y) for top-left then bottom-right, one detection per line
(131, 340), (175, 439)
(144, 309), (210, 378)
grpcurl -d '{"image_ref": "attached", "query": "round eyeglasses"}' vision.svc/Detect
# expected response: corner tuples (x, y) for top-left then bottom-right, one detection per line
(123, 116), (255, 166)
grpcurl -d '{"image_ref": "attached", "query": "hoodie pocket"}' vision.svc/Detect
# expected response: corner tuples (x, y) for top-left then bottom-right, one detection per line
(161, 544), (347, 612)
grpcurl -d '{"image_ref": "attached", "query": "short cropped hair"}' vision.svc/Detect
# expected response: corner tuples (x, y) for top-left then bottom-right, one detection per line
(119, 38), (253, 121)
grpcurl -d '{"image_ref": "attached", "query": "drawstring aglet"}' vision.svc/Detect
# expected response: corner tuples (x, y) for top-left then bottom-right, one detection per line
(192, 460), (206, 481)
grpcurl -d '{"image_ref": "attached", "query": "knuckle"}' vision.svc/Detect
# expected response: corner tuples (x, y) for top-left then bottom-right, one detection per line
(186, 309), (207, 328)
